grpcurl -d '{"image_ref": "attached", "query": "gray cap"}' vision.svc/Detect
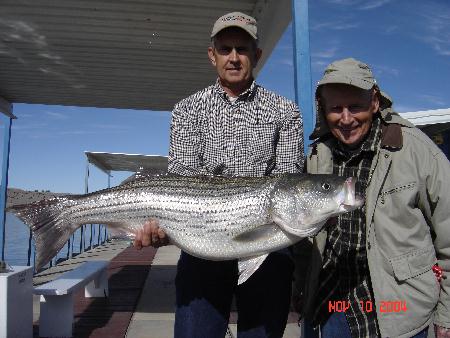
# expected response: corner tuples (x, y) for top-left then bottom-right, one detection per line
(310, 58), (393, 140)
(318, 58), (376, 90)
(211, 12), (258, 40)
(316, 57), (392, 109)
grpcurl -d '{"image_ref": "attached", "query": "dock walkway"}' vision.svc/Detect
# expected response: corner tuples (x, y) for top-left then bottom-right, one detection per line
(32, 242), (301, 337)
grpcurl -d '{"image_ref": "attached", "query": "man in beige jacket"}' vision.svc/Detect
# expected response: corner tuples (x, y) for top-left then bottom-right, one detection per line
(294, 58), (450, 337)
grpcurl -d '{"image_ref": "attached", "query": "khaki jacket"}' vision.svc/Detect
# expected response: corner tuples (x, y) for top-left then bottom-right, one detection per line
(295, 110), (450, 337)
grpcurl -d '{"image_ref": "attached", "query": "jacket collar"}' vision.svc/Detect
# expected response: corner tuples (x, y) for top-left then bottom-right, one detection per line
(379, 108), (414, 150)
(380, 122), (402, 149)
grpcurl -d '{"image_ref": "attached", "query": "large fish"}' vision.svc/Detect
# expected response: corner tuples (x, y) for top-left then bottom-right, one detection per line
(7, 173), (363, 283)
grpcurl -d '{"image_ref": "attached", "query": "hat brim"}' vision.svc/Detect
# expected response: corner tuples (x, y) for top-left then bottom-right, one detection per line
(317, 74), (374, 91)
(316, 79), (393, 109)
(379, 91), (393, 109)
(211, 24), (257, 40)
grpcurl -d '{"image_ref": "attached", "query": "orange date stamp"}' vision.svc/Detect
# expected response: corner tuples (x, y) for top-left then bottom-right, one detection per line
(328, 300), (408, 313)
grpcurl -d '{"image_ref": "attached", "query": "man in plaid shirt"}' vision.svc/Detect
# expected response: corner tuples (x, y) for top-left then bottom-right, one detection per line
(295, 58), (450, 338)
(134, 11), (304, 338)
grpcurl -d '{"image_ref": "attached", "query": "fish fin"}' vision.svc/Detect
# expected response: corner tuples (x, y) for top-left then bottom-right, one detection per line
(233, 223), (279, 242)
(238, 254), (269, 285)
(272, 214), (326, 237)
(120, 171), (175, 185)
(7, 197), (77, 271)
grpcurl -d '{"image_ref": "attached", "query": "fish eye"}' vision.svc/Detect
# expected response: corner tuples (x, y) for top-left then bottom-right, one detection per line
(321, 182), (331, 190)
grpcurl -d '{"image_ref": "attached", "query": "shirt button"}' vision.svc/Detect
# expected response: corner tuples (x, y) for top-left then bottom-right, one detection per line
(367, 242), (371, 250)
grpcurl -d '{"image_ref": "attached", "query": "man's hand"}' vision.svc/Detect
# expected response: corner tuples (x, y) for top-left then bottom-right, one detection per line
(435, 325), (450, 338)
(134, 219), (169, 249)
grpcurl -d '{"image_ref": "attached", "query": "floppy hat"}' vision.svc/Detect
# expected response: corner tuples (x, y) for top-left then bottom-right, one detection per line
(211, 12), (258, 40)
(318, 58), (377, 90)
(317, 57), (392, 109)
(310, 58), (393, 140)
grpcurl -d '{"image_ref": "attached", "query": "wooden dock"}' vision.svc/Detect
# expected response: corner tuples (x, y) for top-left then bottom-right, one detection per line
(32, 241), (301, 337)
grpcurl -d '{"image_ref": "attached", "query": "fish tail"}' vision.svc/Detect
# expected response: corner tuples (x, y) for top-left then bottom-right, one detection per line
(7, 197), (77, 270)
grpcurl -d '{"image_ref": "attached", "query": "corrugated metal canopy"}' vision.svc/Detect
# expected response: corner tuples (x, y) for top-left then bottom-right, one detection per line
(0, 0), (291, 111)
(400, 108), (450, 126)
(400, 108), (450, 136)
(85, 151), (168, 174)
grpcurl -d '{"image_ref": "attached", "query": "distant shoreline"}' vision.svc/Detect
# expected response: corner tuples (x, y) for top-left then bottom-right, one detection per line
(6, 188), (68, 208)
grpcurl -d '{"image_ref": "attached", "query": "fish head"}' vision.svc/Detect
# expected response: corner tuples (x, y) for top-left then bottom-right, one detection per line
(271, 174), (363, 237)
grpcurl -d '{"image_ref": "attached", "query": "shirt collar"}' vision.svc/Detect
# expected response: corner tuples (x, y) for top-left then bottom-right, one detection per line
(213, 78), (258, 102)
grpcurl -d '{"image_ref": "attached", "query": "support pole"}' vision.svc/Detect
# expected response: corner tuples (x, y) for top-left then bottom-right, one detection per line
(292, 0), (314, 154)
(291, 2), (312, 335)
(97, 172), (110, 246)
(80, 158), (90, 253)
(0, 97), (14, 261)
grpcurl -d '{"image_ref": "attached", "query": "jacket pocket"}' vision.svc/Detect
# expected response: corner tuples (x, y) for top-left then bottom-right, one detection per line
(379, 181), (416, 204)
(389, 247), (436, 281)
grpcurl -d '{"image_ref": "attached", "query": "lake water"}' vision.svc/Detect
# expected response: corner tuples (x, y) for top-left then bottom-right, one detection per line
(3, 212), (107, 268)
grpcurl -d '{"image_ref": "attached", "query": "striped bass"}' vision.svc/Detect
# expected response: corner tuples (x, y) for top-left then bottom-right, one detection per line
(7, 173), (363, 283)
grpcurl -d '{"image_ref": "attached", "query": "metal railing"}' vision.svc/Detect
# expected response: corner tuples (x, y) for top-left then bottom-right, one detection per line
(22, 223), (110, 271)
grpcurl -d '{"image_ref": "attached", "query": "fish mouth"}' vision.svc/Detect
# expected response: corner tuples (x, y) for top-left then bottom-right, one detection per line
(341, 177), (364, 210)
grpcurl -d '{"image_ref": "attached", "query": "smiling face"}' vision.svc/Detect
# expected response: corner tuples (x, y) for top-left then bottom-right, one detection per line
(208, 27), (262, 97)
(320, 84), (380, 148)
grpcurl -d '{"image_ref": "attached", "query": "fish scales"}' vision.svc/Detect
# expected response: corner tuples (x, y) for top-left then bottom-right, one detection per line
(8, 173), (363, 282)
(79, 194), (269, 242)
(68, 176), (274, 232)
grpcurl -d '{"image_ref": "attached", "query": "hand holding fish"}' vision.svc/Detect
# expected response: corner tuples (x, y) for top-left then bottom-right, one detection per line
(134, 219), (169, 249)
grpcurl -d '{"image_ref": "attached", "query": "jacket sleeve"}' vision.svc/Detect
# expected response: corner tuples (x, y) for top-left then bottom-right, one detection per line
(167, 101), (206, 176)
(426, 148), (450, 328)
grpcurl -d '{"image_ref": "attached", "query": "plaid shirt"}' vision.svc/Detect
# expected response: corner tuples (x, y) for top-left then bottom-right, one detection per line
(168, 79), (304, 177)
(313, 117), (382, 337)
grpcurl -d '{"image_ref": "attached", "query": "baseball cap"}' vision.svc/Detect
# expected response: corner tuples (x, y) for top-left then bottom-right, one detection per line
(211, 12), (258, 40)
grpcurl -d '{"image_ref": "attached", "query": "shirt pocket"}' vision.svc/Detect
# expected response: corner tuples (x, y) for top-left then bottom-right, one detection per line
(243, 114), (279, 165)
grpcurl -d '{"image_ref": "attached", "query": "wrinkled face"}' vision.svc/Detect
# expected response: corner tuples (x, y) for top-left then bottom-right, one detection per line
(271, 174), (363, 237)
(320, 84), (379, 148)
(208, 27), (262, 95)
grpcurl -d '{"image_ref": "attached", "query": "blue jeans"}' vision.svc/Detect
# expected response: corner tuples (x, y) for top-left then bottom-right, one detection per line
(174, 251), (294, 338)
(303, 314), (429, 338)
